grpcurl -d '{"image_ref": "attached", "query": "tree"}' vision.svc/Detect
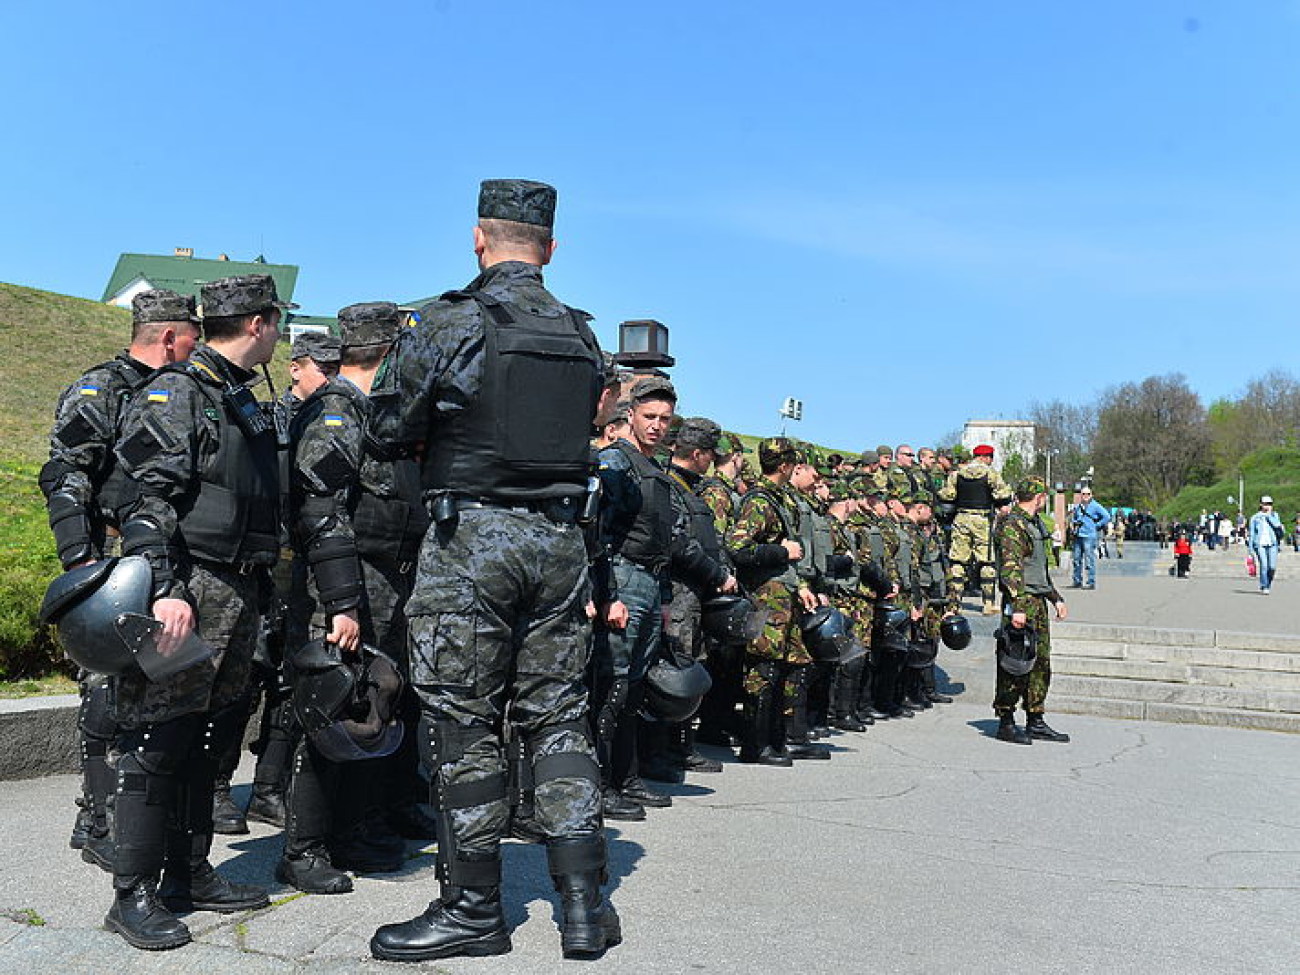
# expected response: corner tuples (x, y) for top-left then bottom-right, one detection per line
(1207, 371), (1300, 473)
(1027, 398), (1096, 488)
(1091, 374), (1211, 508)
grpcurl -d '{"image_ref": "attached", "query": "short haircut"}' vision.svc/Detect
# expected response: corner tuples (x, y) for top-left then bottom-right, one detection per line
(203, 310), (267, 342)
(131, 318), (192, 344)
(340, 345), (387, 368)
(479, 217), (552, 255)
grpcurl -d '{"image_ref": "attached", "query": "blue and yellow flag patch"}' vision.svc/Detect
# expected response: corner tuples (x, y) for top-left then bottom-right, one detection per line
(147, 390), (170, 403)
(323, 414), (345, 427)
(78, 384), (100, 396)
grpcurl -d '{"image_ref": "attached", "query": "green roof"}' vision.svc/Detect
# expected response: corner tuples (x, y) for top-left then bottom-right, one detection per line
(102, 252), (299, 306)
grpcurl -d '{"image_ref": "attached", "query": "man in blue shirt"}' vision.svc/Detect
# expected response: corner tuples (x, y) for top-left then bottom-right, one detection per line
(1069, 488), (1111, 589)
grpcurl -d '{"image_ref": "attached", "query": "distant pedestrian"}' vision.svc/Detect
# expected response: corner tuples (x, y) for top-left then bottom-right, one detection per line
(1069, 488), (1111, 589)
(1248, 496), (1284, 594)
(1292, 513), (1299, 553)
(1173, 533), (1192, 578)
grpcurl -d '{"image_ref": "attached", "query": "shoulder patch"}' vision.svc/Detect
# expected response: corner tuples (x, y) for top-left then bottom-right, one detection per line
(147, 389), (171, 404)
(78, 384), (100, 396)
(323, 414), (345, 427)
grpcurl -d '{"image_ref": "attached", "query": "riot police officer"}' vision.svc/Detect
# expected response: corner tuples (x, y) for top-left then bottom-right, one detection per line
(40, 289), (200, 869)
(368, 179), (619, 962)
(108, 274), (292, 949)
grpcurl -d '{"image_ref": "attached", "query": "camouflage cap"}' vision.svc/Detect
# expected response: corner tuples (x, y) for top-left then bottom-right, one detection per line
(937, 448), (955, 461)
(200, 274), (298, 318)
(827, 478), (854, 502)
(739, 456), (757, 481)
(859, 449), (879, 466)
(676, 416), (721, 451)
(719, 431), (750, 455)
(630, 375), (677, 404)
(291, 331), (342, 365)
(758, 437), (803, 468)
(478, 179), (557, 228)
(132, 288), (199, 325)
(875, 444), (893, 458)
(338, 301), (401, 349)
(1017, 475), (1049, 498)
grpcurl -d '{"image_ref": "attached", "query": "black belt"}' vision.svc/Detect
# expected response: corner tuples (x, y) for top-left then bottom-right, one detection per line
(454, 496), (579, 525)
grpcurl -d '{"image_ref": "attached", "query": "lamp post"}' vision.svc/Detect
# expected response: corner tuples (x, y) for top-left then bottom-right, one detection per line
(613, 319), (674, 373)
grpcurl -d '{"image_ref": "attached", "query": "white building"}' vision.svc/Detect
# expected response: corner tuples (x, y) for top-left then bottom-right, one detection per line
(961, 420), (1036, 472)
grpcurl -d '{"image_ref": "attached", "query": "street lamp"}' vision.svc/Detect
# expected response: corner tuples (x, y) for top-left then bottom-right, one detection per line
(613, 319), (674, 370)
(778, 396), (803, 435)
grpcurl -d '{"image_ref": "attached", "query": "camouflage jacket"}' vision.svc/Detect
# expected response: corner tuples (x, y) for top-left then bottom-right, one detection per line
(938, 460), (1013, 507)
(727, 476), (803, 592)
(996, 506), (1062, 614)
(40, 352), (154, 566)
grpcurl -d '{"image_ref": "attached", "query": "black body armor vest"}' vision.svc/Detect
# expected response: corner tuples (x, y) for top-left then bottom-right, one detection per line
(955, 472), (994, 510)
(421, 292), (601, 501)
(606, 440), (675, 569)
(180, 374), (281, 566)
(667, 470), (725, 580)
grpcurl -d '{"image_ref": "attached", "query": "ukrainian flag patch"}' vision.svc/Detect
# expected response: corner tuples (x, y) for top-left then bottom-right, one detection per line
(147, 390), (171, 403)
(323, 414), (344, 427)
(78, 384), (100, 396)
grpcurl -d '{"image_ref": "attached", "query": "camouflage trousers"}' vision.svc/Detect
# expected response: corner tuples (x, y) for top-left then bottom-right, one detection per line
(112, 562), (262, 727)
(747, 579), (812, 665)
(406, 508), (601, 883)
(993, 595), (1053, 715)
(948, 511), (997, 602)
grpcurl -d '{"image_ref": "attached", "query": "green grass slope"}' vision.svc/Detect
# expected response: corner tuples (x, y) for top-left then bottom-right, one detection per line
(1158, 446), (1300, 522)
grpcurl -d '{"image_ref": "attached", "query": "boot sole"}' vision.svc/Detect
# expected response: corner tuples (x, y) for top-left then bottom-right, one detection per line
(562, 918), (623, 958)
(104, 915), (191, 951)
(161, 895), (271, 914)
(370, 930), (512, 961)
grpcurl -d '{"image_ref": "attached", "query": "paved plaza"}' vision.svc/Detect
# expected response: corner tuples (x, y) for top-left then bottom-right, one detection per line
(1, 555), (1296, 974)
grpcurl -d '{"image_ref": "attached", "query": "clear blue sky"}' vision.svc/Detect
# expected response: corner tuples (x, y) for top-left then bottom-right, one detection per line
(4, 2), (1299, 450)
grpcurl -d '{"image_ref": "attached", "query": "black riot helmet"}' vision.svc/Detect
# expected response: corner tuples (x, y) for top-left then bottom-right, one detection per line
(39, 556), (215, 680)
(289, 640), (405, 762)
(800, 606), (855, 663)
(641, 640), (713, 724)
(995, 624), (1038, 677)
(39, 557), (152, 676)
(939, 614), (972, 651)
(700, 593), (766, 645)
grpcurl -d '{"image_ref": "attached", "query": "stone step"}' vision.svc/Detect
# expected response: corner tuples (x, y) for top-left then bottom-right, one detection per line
(1051, 696), (1300, 735)
(1052, 674), (1300, 713)
(1053, 639), (1300, 674)
(1053, 655), (1300, 691)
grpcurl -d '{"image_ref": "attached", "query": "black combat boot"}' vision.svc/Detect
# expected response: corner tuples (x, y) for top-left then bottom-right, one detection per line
(104, 875), (191, 951)
(558, 872), (622, 958)
(638, 721), (686, 784)
(682, 726), (723, 773)
(927, 691), (954, 704)
(276, 849), (353, 895)
(739, 664), (793, 766)
(995, 713), (1032, 745)
(245, 788), (287, 828)
(620, 776), (672, 807)
(600, 788), (646, 821)
(1026, 714), (1071, 743)
(370, 885), (511, 961)
(211, 776), (249, 835)
(160, 858), (270, 913)
(70, 800), (92, 850)
(832, 714), (867, 732)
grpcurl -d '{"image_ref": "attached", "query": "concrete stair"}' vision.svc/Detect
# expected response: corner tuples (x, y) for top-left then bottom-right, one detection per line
(1050, 622), (1300, 733)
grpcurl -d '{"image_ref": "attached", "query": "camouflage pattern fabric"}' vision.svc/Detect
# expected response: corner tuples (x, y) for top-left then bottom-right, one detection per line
(113, 563), (261, 726)
(994, 506), (1062, 715)
(407, 507), (601, 855)
(947, 511), (998, 603)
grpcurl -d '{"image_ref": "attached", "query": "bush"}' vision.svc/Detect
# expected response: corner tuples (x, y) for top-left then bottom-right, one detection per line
(0, 460), (67, 678)
(1158, 446), (1300, 524)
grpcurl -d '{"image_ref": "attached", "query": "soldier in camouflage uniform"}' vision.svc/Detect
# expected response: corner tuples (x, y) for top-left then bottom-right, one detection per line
(694, 431), (749, 747)
(994, 476), (1070, 745)
(727, 438), (819, 766)
(869, 444), (893, 495)
(108, 275), (292, 949)
(906, 495), (957, 708)
(939, 443), (1012, 615)
(368, 180), (619, 962)
(40, 289), (200, 870)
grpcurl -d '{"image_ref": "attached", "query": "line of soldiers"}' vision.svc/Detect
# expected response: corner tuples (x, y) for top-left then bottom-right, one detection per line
(35, 176), (1067, 963)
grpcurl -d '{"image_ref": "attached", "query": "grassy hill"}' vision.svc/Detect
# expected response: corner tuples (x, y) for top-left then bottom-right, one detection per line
(1157, 446), (1300, 523)
(0, 283), (133, 465)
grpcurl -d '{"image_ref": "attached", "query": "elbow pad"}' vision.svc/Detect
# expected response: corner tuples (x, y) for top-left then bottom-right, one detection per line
(47, 489), (94, 569)
(120, 516), (176, 599)
(306, 533), (362, 614)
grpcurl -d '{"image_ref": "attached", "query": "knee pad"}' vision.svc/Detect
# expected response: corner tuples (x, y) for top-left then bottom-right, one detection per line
(79, 677), (117, 742)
